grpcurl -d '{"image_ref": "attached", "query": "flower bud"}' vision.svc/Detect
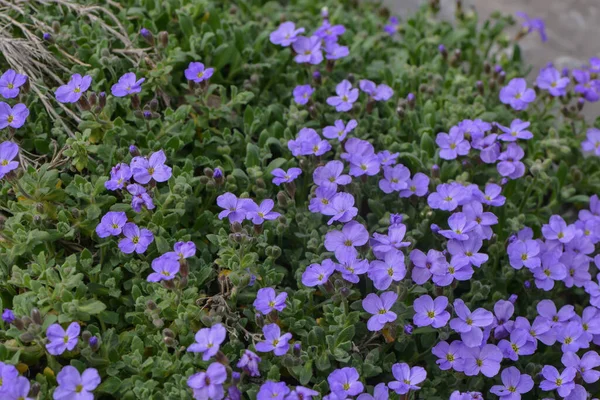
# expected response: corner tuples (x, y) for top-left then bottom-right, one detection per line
(255, 313), (264, 327)
(21, 316), (32, 328)
(321, 6), (329, 18)
(89, 336), (99, 349)
(30, 308), (42, 325)
(43, 33), (54, 43)
(438, 44), (447, 59)
(293, 343), (301, 357)
(313, 70), (322, 84)
(19, 332), (34, 343)
(508, 294), (518, 304)
(476, 80), (484, 95)
(30, 382), (41, 397)
(404, 324), (414, 335)
(12, 317), (24, 330)
(140, 28), (155, 46)
(153, 318), (164, 328)
(163, 336), (176, 347)
(88, 92), (98, 107)
(277, 191), (288, 207)
(158, 31), (169, 47)
(577, 98), (585, 111)
(2, 309), (15, 324)
(131, 94), (141, 109)
(431, 164), (440, 178)
(406, 93), (415, 108)
(396, 106), (405, 117)
(146, 300), (158, 310)
(498, 71), (506, 85)
(163, 328), (175, 338)
(430, 223), (440, 234)
(346, 73), (355, 84)
(129, 145), (141, 157)
(523, 280), (531, 289)
(231, 221), (242, 233)
(98, 91), (106, 109)
(340, 287), (350, 298)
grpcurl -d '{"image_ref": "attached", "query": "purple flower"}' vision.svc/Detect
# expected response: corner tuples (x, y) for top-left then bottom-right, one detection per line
(328, 367), (364, 398)
(368, 250), (406, 290)
(377, 150), (399, 166)
(272, 167), (302, 185)
(335, 254), (369, 283)
(410, 248), (446, 284)
(573, 69), (600, 102)
(436, 126), (471, 160)
(542, 215), (576, 243)
(270, 22), (305, 46)
(6, 376), (33, 400)
(0, 102), (29, 129)
(187, 362), (227, 400)
(507, 237), (541, 270)
(237, 349), (261, 377)
(254, 287), (287, 315)
(105, 163), (132, 190)
(462, 344), (503, 377)
(474, 183), (505, 206)
(556, 321), (585, 353)
(245, 199), (280, 225)
(358, 80), (394, 101)
(384, 16), (399, 35)
(309, 186), (337, 213)
(498, 119), (533, 142)
(2, 308), (15, 324)
(497, 143), (525, 179)
(371, 224), (410, 258)
(187, 324), (226, 361)
(499, 78), (536, 110)
(217, 193), (253, 224)
(378, 164), (410, 193)
(147, 254), (179, 282)
(537, 299), (575, 328)
(292, 36), (323, 64)
(293, 85), (314, 105)
(327, 80), (359, 112)
(432, 341), (465, 371)
(313, 161), (352, 189)
(450, 299), (493, 347)
(324, 221), (368, 260)
(324, 41), (349, 60)
(0, 141), (19, 179)
(540, 366), (577, 397)
(498, 329), (537, 360)
(490, 367), (534, 399)
(111, 72), (145, 97)
(427, 183), (467, 211)
(516, 12), (547, 42)
(562, 351), (600, 384)
(255, 323), (292, 356)
(257, 381), (290, 400)
(322, 119), (357, 141)
(399, 173), (429, 198)
(95, 211), (127, 238)
(348, 154), (380, 177)
(0, 362), (18, 394)
(362, 292), (397, 331)
(0, 70), (27, 99)
(413, 295), (450, 328)
(492, 300), (515, 339)
(447, 236), (489, 267)
(388, 363), (426, 395)
(536, 66), (570, 96)
(118, 223), (154, 254)
(127, 184), (155, 212)
(55, 74), (92, 103)
(46, 322), (80, 355)
(131, 150), (172, 184)
(431, 257), (474, 286)
(356, 383), (388, 400)
(302, 259), (336, 287)
(438, 212), (477, 241)
(532, 250), (567, 291)
(184, 62), (214, 83)
(315, 20), (345, 42)
(463, 201), (497, 240)
(322, 192), (358, 225)
(54, 366), (101, 400)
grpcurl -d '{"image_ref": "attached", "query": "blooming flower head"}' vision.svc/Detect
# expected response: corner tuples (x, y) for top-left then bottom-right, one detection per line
(315, 20), (345, 42)
(328, 367), (364, 398)
(498, 328), (537, 360)
(95, 211), (127, 238)
(436, 126), (471, 160)
(322, 192), (358, 225)
(257, 381), (290, 400)
(55, 74), (92, 103)
(536, 66), (570, 96)
(371, 224), (410, 258)
(5, 375), (33, 400)
(335, 253), (369, 283)
(582, 127), (600, 155)
(0, 69), (27, 99)
(438, 212), (477, 241)
(562, 351), (600, 384)
(490, 367), (534, 399)
(293, 85), (314, 105)
(0, 102), (29, 129)
(399, 173), (429, 198)
(46, 322), (80, 355)
(432, 340), (465, 371)
(187, 324), (227, 361)
(427, 183), (468, 211)
(362, 291), (397, 331)
(384, 16), (399, 35)
(410, 248), (446, 284)
(0, 141), (19, 179)
(449, 299), (493, 347)
(216, 193), (253, 224)
(324, 221), (369, 260)
(492, 299), (515, 339)
(377, 150), (399, 166)
(255, 323), (292, 356)
(127, 184), (155, 212)
(388, 363), (426, 395)
(118, 223), (154, 254)
(516, 11), (547, 41)
(111, 72), (145, 97)
(147, 254), (179, 282)
(270, 22), (305, 46)
(474, 183), (505, 206)
(413, 295), (450, 328)
(104, 163), (132, 190)
(2, 308), (15, 324)
(542, 215), (576, 243)
(237, 349), (261, 377)
(322, 119), (357, 141)
(499, 78), (536, 110)
(309, 186), (337, 213)
(324, 41), (349, 60)
(184, 62), (214, 83)
(378, 164), (410, 194)
(462, 201), (498, 240)
(462, 344), (503, 377)
(498, 119), (533, 142)
(497, 143), (526, 179)
(368, 250), (406, 290)
(540, 366), (577, 397)
(327, 79), (359, 112)
(358, 80), (394, 101)
(447, 236), (489, 267)
(313, 160), (352, 190)
(302, 259), (336, 287)
(537, 299), (575, 328)
(287, 386), (320, 400)
(187, 362), (227, 400)
(532, 250), (567, 291)
(292, 36), (323, 64)
(0, 362), (19, 394)
(245, 199), (280, 225)
(254, 287), (287, 315)
(54, 366), (101, 400)
(131, 150), (172, 184)
(272, 167), (302, 186)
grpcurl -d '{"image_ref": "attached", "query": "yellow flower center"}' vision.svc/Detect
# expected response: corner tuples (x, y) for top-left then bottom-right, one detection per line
(1, 160), (7, 166)
(444, 196), (452, 201)
(476, 359), (483, 367)
(556, 378), (562, 386)
(344, 240), (352, 246)
(557, 232), (564, 239)
(74, 87), (81, 93)
(148, 167), (155, 175)
(342, 95), (348, 102)
(466, 318), (473, 325)
(197, 71), (204, 78)
(269, 301), (275, 307)
(378, 309), (387, 314)
(272, 339), (279, 346)
(7, 115), (14, 123)
(63, 335), (70, 343)
(161, 271), (170, 276)
(7, 83), (14, 89)
(564, 337), (572, 344)
(132, 236), (139, 244)
(448, 266), (455, 274)
(75, 384), (83, 393)
(446, 354), (454, 361)
(511, 343), (519, 353)
(508, 386), (516, 392)
(450, 143), (456, 149)
(387, 268), (394, 277)
(521, 254), (528, 260)
(427, 310), (435, 318)
(343, 383), (350, 390)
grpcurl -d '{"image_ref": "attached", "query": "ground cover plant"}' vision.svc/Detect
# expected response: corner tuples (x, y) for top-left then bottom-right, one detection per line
(0, 0), (599, 398)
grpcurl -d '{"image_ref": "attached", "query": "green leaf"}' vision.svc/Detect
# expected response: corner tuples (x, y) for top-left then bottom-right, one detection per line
(245, 143), (260, 168)
(77, 300), (107, 315)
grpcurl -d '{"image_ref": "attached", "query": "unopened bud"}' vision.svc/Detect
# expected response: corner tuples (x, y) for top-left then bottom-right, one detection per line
(146, 300), (157, 310)
(277, 191), (288, 207)
(140, 28), (155, 46)
(431, 164), (440, 178)
(438, 44), (447, 59)
(163, 328), (175, 338)
(30, 308), (42, 325)
(43, 33), (54, 43)
(163, 336), (176, 346)
(129, 145), (141, 157)
(20, 332), (34, 343)
(158, 31), (169, 47)
(131, 94), (140, 109)
(293, 343), (301, 357)
(89, 336), (99, 349)
(231, 221), (242, 233)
